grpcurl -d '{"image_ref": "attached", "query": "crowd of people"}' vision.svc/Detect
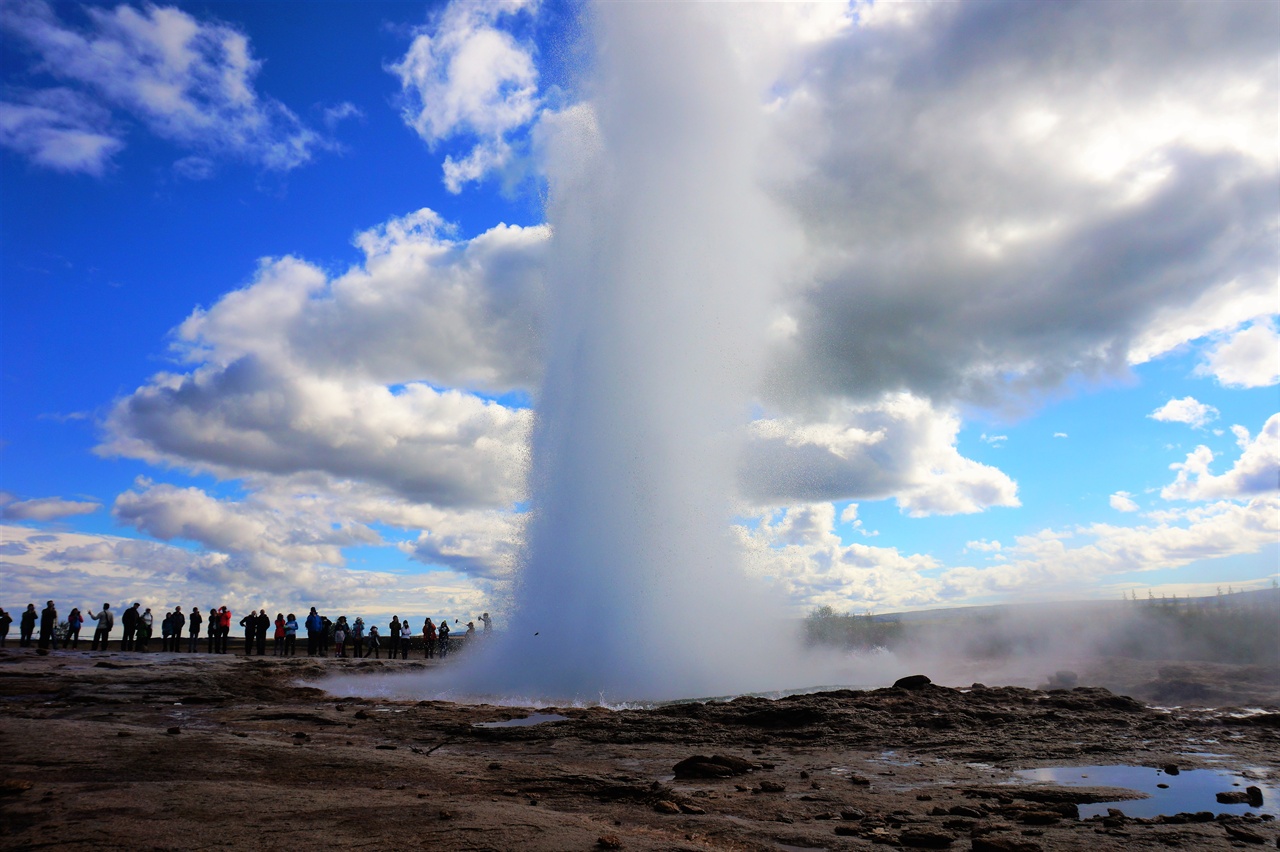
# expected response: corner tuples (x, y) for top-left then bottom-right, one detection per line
(0, 602), (494, 660)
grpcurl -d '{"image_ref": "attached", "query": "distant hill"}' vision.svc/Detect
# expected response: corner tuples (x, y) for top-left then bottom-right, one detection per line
(876, 586), (1279, 623)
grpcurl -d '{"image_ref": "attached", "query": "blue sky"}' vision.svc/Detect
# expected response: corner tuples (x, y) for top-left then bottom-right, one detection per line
(1, 0), (1276, 627)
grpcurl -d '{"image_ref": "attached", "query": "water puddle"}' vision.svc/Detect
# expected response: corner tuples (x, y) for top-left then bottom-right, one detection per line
(472, 713), (569, 728)
(1014, 764), (1279, 819)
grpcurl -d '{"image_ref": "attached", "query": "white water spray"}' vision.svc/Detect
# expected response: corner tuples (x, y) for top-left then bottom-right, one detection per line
(451, 4), (798, 701)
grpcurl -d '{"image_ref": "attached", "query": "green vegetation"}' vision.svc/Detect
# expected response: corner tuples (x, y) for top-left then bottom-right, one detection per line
(803, 606), (904, 652)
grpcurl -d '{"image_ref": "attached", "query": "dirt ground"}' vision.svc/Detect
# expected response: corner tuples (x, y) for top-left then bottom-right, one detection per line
(1, 648), (1277, 851)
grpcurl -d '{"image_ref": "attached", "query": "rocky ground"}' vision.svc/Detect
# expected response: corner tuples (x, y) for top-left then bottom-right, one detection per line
(1, 649), (1277, 851)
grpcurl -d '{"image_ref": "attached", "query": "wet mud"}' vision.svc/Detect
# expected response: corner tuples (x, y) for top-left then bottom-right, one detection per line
(1, 651), (1276, 850)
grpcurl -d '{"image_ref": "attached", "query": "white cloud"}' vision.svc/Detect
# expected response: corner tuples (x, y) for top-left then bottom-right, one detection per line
(740, 394), (1019, 516)
(1196, 320), (1280, 388)
(761, 0), (1277, 408)
(391, 0), (540, 192)
(1149, 396), (1219, 429)
(0, 88), (123, 175)
(0, 523), (487, 622)
(101, 372), (532, 509)
(1, 496), (102, 521)
(1109, 491), (1140, 512)
(172, 210), (549, 391)
(1053, 432), (1068, 439)
(742, 495), (1278, 613)
(1161, 413), (1280, 501)
(965, 539), (1003, 553)
(1, 0), (334, 171)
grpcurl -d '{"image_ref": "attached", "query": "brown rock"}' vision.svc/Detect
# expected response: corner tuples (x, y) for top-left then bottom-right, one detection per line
(595, 835), (622, 850)
(1224, 824), (1267, 844)
(972, 838), (1044, 852)
(1217, 791), (1250, 804)
(673, 754), (755, 778)
(654, 800), (681, 815)
(899, 829), (955, 847)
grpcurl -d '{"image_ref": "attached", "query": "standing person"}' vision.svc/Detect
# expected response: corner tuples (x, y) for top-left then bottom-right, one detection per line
(19, 604), (36, 647)
(255, 610), (270, 656)
(121, 603), (140, 651)
(218, 607), (232, 654)
(66, 607), (83, 648)
(188, 607), (202, 652)
(171, 607), (186, 652)
(400, 620), (412, 659)
(284, 613), (298, 656)
(318, 616), (333, 657)
(0, 607), (13, 647)
(388, 616), (401, 660)
(137, 608), (154, 651)
(304, 608), (321, 656)
(463, 621), (476, 651)
(364, 625), (380, 659)
(273, 613), (285, 656)
(160, 612), (174, 652)
(423, 618), (436, 659)
(479, 612), (492, 636)
(87, 603), (113, 651)
(206, 606), (218, 653)
(38, 600), (57, 651)
(333, 620), (346, 658)
(437, 619), (450, 659)
(239, 610), (257, 655)
(350, 617), (364, 660)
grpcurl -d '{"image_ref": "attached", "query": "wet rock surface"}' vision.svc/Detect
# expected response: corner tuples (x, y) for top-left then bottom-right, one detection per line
(1, 651), (1276, 850)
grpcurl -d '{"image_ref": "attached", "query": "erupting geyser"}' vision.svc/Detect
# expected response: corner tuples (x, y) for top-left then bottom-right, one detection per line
(453, 4), (798, 702)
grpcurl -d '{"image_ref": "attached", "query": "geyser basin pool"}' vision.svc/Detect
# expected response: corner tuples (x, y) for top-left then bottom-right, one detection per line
(1015, 764), (1279, 819)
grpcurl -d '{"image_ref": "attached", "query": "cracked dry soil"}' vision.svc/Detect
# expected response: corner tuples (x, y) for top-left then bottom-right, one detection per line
(1, 651), (1277, 851)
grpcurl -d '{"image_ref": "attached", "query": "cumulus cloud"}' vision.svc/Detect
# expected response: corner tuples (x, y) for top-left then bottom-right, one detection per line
(1196, 320), (1280, 388)
(1, 523), (485, 621)
(391, 0), (540, 192)
(762, 0), (1277, 408)
(1, 495), (102, 521)
(1161, 413), (1280, 501)
(743, 495), (1279, 613)
(738, 503), (945, 612)
(1110, 491), (1140, 513)
(739, 394), (1019, 516)
(101, 369), (531, 509)
(1, 0), (334, 171)
(1149, 397), (1219, 429)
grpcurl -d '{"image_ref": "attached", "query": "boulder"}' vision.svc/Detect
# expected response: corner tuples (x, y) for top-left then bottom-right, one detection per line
(894, 675), (933, 690)
(673, 754), (756, 779)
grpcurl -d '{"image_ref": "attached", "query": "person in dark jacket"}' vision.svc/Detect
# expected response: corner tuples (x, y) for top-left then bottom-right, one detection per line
(255, 610), (270, 656)
(437, 619), (450, 659)
(305, 608), (322, 656)
(38, 600), (57, 651)
(121, 603), (140, 651)
(239, 610), (258, 655)
(206, 606), (218, 653)
(19, 604), (36, 647)
(66, 607), (83, 648)
(188, 607), (202, 653)
(171, 607), (186, 652)
(388, 616), (401, 660)
(0, 607), (12, 647)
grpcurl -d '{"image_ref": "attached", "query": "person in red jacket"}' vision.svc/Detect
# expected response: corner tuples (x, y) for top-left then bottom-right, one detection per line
(218, 607), (232, 654)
